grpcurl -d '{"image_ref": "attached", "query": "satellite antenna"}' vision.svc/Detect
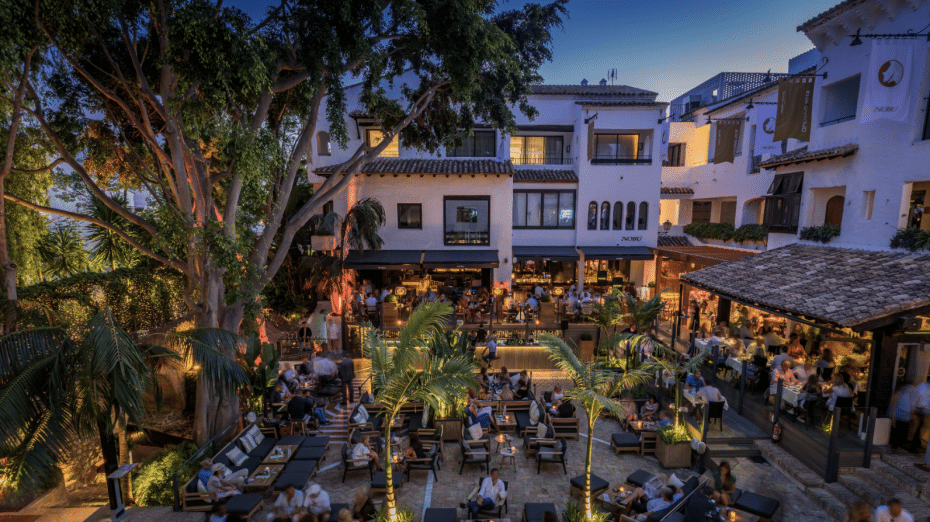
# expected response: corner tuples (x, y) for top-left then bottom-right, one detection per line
(607, 68), (617, 85)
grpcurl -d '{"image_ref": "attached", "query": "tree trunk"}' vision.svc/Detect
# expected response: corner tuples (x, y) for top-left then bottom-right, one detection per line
(115, 413), (131, 502)
(584, 415), (595, 520)
(383, 413), (397, 520)
(0, 176), (18, 334)
(97, 420), (120, 510)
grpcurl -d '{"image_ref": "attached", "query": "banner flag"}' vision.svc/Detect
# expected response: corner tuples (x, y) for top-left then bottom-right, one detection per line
(754, 104), (779, 154)
(713, 120), (741, 164)
(773, 77), (814, 142)
(660, 120), (671, 161)
(860, 40), (913, 123)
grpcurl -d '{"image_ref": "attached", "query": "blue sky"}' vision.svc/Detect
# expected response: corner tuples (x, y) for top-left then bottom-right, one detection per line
(227, 0), (844, 102)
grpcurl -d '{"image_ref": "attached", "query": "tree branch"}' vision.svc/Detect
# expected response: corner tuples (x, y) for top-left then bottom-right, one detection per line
(9, 158), (66, 175)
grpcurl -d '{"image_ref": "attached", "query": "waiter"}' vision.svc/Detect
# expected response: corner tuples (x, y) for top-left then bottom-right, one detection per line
(336, 352), (356, 405)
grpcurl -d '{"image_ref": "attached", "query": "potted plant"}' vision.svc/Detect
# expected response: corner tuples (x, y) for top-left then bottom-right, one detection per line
(578, 332), (595, 361)
(539, 293), (556, 324)
(434, 396), (468, 441)
(382, 294), (399, 325)
(655, 423), (691, 468)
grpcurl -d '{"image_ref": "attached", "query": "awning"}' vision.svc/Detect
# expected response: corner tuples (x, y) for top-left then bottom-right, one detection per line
(344, 250), (423, 270)
(422, 250), (499, 269)
(512, 246), (580, 261)
(578, 246), (654, 260)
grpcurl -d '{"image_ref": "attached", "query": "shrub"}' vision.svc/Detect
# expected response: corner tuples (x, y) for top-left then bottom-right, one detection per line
(683, 222), (735, 241)
(384, 294), (398, 303)
(131, 442), (200, 506)
(564, 500), (610, 522)
(731, 224), (768, 243)
(799, 224), (841, 243)
(657, 423), (690, 444)
(375, 503), (416, 522)
(579, 332), (593, 341)
(890, 227), (930, 251)
(539, 294), (553, 303)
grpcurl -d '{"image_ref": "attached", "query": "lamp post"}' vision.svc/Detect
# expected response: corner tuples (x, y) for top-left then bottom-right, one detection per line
(661, 220), (672, 235)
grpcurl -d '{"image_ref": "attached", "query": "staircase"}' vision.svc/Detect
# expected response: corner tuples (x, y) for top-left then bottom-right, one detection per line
(309, 376), (369, 445)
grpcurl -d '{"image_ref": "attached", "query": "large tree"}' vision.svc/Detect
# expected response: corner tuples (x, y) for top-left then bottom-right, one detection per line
(0, 0), (566, 441)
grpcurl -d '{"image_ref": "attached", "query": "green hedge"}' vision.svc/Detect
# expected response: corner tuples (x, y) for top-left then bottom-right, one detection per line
(131, 442), (200, 506)
(684, 223), (768, 243)
(799, 224), (841, 244)
(889, 227), (930, 251)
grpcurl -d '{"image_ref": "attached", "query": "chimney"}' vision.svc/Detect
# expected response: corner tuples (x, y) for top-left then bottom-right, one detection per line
(599, 78), (607, 86)
(580, 79), (588, 85)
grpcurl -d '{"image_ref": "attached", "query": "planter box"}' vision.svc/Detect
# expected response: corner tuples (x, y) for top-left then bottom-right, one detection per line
(539, 302), (556, 324)
(656, 437), (691, 469)
(435, 418), (463, 442)
(579, 340), (595, 361)
(382, 302), (398, 325)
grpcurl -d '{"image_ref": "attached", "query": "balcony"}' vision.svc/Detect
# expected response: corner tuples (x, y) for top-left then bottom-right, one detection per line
(510, 154), (573, 165)
(591, 154), (652, 165)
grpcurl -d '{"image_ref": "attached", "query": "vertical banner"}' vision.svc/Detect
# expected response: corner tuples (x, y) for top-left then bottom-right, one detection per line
(660, 120), (671, 161)
(753, 104), (779, 154)
(773, 77), (814, 142)
(860, 40), (913, 123)
(713, 120), (740, 164)
(587, 121), (594, 161)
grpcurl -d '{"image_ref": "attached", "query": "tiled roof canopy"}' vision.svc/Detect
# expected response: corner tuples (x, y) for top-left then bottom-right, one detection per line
(576, 101), (669, 109)
(530, 84), (657, 97)
(660, 186), (695, 195)
(313, 158), (514, 176)
(681, 244), (930, 330)
(797, 0), (866, 31)
(657, 236), (692, 247)
(513, 169), (578, 183)
(759, 143), (858, 168)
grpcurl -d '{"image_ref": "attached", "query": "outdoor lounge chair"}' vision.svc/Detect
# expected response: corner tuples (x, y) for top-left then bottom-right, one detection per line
(371, 471), (403, 494)
(536, 438), (567, 474)
(459, 439), (490, 474)
(223, 493), (264, 521)
(569, 473), (609, 499)
(611, 432), (641, 455)
(404, 445), (440, 482)
(273, 470), (313, 491)
(730, 489), (781, 521)
(341, 443), (374, 483)
(707, 400), (725, 431)
(293, 445), (327, 462)
(523, 423), (555, 458)
(550, 406), (580, 440)
(465, 477), (508, 517)
(423, 508), (457, 522)
(523, 503), (558, 522)
(417, 426), (444, 464)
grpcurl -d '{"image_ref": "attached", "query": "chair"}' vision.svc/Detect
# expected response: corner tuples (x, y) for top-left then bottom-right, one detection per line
(465, 477), (508, 517)
(731, 490), (781, 520)
(459, 439), (490, 475)
(833, 396), (855, 429)
(418, 426), (444, 465)
(523, 423), (555, 458)
(536, 438), (567, 474)
(341, 443), (374, 483)
(707, 401), (725, 431)
(639, 432), (657, 456)
(404, 445), (440, 482)
(523, 503), (558, 522)
(610, 432), (640, 456)
(819, 366), (834, 381)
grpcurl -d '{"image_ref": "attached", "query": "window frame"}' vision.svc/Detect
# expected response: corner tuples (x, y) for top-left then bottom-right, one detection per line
(625, 201), (636, 230)
(443, 195), (491, 246)
(510, 135), (565, 165)
(638, 202), (649, 230)
(587, 201), (598, 230)
(592, 134), (649, 165)
(317, 131), (331, 156)
(447, 130), (496, 158)
(512, 190), (576, 229)
(612, 202), (624, 230)
(397, 203), (423, 230)
(600, 201), (610, 230)
(820, 75), (861, 127)
(762, 172), (804, 233)
(666, 143), (686, 167)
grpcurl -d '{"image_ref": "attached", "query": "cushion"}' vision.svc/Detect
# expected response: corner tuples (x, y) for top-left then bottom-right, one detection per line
(239, 434), (257, 453)
(278, 435), (309, 447)
(422, 404), (430, 429)
(732, 491), (781, 518)
(524, 503), (558, 522)
(668, 473), (685, 489)
(226, 446), (248, 467)
(626, 469), (655, 488)
(570, 474), (608, 493)
(287, 459), (318, 475)
(468, 422), (484, 441)
(249, 437), (277, 458)
(196, 478), (209, 494)
(361, 392), (372, 404)
(354, 412), (367, 424)
(305, 436), (329, 447)
(358, 404), (369, 419)
(225, 493), (263, 515)
(514, 411), (531, 430)
(423, 508), (458, 522)
(294, 446), (326, 461)
(536, 422), (547, 438)
(247, 424), (265, 445)
(273, 471), (311, 490)
(371, 471), (403, 489)
(612, 432), (640, 448)
(329, 504), (351, 522)
(529, 402), (540, 424)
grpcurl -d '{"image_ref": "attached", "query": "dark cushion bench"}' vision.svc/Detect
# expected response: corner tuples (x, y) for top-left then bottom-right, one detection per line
(612, 432), (640, 449)
(423, 508), (457, 522)
(329, 503), (350, 522)
(570, 473), (609, 497)
(305, 436), (330, 447)
(625, 469), (655, 488)
(731, 490), (780, 520)
(223, 493), (263, 519)
(295, 446), (326, 461)
(273, 470), (312, 490)
(524, 502), (557, 522)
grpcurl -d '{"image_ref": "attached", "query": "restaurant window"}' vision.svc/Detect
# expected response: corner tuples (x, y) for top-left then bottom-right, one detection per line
(322, 200), (334, 217)
(317, 131), (331, 156)
(908, 188), (926, 229)
(638, 202), (648, 230)
(444, 196), (490, 245)
(762, 172), (803, 233)
(448, 130), (496, 157)
(600, 201), (610, 230)
(512, 190), (575, 229)
(398, 203), (422, 229)
(733, 122), (743, 157)
(510, 136), (564, 164)
(587, 201), (597, 230)
(625, 201), (636, 230)
(612, 202), (623, 230)
(820, 76), (860, 127)
(665, 143), (685, 167)
(592, 134), (646, 164)
(366, 129), (399, 157)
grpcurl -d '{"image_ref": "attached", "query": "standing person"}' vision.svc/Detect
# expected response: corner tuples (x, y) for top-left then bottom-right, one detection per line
(337, 352), (356, 406)
(481, 335), (497, 366)
(302, 484), (332, 522)
(461, 468), (507, 519)
(268, 484), (303, 522)
(689, 300), (701, 335)
(889, 382), (917, 450)
(476, 324), (488, 343)
(910, 376), (930, 453)
(873, 498), (913, 522)
(845, 500), (872, 522)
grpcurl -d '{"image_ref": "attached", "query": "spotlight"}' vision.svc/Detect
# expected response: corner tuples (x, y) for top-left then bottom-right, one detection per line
(746, 98), (754, 110)
(850, 29), (863, 46)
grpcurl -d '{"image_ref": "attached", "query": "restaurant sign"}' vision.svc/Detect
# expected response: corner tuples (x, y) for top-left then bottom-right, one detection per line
(860, 40), (913, 124)
(773, 77), (814, 142)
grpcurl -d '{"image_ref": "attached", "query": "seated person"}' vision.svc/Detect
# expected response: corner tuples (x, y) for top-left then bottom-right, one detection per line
(352, 434), (382, 471)
(206, 463), (241, 499)
(297, 357), (313, 376)
(619, 394), (638, 425)
(198, 458), (248, 491)
(313, 356), (339, 386)
(477, 385), (492, 401)
(617, 473), (678, 514)
(268, 484), (303, 522)
(686, 369), (707, 391)
(770, 359), (799, 391)
(793, 361), (816, 383)
(275, 377), (294, 399)
(552, 399), (574, 418)
(824, 374), (853, 411)
(466, 399), (495, 429)
(510, 370), (529, 389)
(478, 367), (491, 388)
(645, 487), (681, 514)
(353, 488), (377, 522)
(288, 394), (330, 425)
(280, 367), (299, 389)
(712, 461), (737, 506)
(548, 398), (562, 416)
(401, 433), (428, 470)
(551, 385), (564, 403)
(640, 396), (659, 421)
(683, 486), (722, 522)
(209, 504), (228, 522)
(495, 367), (511, 387)
(786, 334), (806, 361)
(514, 379), (529, 400)
(461, 468), (507, 519)
(656, 409), (673, 428)
(771, 345), (795, 371)
(498, 385), (515, 401)
(302, 484), (331, 522)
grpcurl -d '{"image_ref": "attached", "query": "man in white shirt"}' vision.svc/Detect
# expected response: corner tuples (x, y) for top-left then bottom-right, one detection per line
(365, 293), (378, 308)
(793, 362), (815, 383)
(302, 484), (331, 522)
(526, 295), (538, 310)
(534, 284), (544, 297)
(461, 468), (507, 518)
(874, 499), (914, 522)
(771, 346), (792, 372)
(268, 484), (304, 522)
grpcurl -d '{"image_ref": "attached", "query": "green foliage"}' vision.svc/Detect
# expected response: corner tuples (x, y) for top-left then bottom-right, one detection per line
(889, 227), (930, 251)
(384, 294), (398, 303)
(684, 223), (768, 243)
(131, 442), (200, 506)
(375, 503), (416, 522)
(37, 223), (97, 279)
(564, 500), (610, 522)
(657, 423), (690, 444)
(579, 332), (593, 341)
(799, 224), (841, 244)
(84, 194), (140, 270)
(731, 224), (769, 243)
(236, 334), (280, 412)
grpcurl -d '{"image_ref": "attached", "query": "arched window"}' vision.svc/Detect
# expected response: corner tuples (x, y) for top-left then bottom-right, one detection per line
(638, 202), (649, 230)
(825, 196), (844, 227)
(317, 131), (331, 156)
(600, 202), (610, 230)
(625, 202), (636, 230)
(612, 202), (623, 230)
(587, 201), (598, 230)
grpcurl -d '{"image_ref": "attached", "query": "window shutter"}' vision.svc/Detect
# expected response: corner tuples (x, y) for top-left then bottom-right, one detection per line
(587, 121), (594, 161)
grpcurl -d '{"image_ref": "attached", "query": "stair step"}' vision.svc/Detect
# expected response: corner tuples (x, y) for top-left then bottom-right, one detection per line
(823, 481), (864, 510)
(853, 468), (930, 515)
(868, 460), (925, 500)
(880, 453), (930, 487)
(705, 443), (761, 458)
(806, 487), (848, 522)
(838, 474), (888, 508)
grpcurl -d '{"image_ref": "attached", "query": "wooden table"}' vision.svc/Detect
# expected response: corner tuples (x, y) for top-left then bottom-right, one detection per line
(495, 415), (517, 434)
(493, 434), (514, 453)
(499, 446), (517, 472)
(261, 444), (299, 465)
(721, 507), (760, 521)
(246, 464), (285, 491)
(389, 416), (407, 431)
(628, 421), (657, 437)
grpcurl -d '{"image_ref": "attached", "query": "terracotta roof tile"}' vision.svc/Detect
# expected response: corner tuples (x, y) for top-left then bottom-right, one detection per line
(513, 169), (578, 183)
(797, 0), (867, 31)
(530, 84), (657, 97)
(657, 236), (692, 247)
(759, 143), (858, 168)
(680, 244), (930, 328)
(313, 158), (514, 176)
(661, 186), (695, 195)
(576, 101), (668, 108)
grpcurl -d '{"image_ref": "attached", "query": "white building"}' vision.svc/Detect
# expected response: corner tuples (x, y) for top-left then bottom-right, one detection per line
(311, 77), (667, 294)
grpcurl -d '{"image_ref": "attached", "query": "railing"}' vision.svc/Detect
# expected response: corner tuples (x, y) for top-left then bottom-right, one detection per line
(820, 114), (855, 127)
(591, 155), (652, 165)
(172, 414), (244, 511)
(510, 154), (573, 165)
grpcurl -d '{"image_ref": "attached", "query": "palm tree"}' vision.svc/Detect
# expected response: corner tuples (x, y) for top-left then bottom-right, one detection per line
(85, 194), (138, 271)
(0, 308), (247, 502)
(539, 334), (660, 521)
(363, 301), (476, 521)
(619, 291), (668, 335)
(36, 223), (97, 278)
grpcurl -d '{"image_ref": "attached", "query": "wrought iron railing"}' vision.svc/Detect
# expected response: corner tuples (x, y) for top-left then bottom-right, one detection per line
(510, 154), (572, 165)
(591, 155), (652, 165)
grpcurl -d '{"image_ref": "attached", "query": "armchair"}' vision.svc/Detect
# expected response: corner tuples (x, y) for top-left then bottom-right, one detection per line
(459, 439), (490, 475)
